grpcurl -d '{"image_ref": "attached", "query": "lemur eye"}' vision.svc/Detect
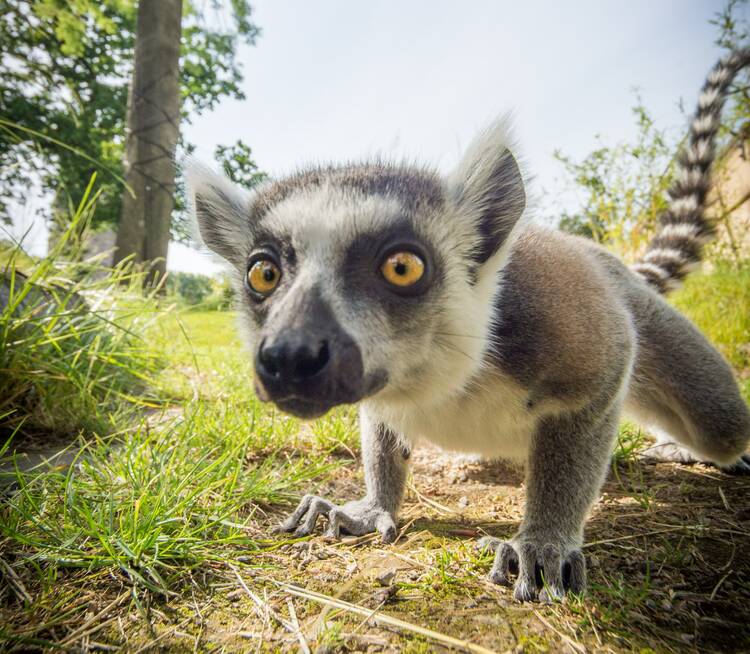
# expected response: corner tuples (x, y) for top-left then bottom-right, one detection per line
(381, 251), (425, 287)
(247, 259), (281, 296)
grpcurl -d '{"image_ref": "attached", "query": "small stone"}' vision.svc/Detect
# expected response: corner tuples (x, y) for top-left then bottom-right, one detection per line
(458, 496), (469, 509)
(377, 569), (397, 586)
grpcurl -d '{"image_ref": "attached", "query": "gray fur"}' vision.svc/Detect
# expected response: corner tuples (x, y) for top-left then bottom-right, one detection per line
(185, 50), (750, 602)
(276, 415), (408, 542)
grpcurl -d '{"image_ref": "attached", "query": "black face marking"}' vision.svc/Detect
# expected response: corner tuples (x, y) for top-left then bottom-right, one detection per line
(254, 286), (387, 418)
(471, 150), (526, 264)
(339, 222), (444, 332)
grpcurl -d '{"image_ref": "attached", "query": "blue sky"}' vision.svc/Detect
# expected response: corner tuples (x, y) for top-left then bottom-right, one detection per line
(9, 0), (730, 274)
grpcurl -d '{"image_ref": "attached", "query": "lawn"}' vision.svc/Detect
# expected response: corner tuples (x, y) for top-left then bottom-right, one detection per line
(1, 268), (749, 652)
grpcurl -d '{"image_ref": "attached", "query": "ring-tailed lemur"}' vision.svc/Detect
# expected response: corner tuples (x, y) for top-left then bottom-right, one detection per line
(187, 49), (750, 601)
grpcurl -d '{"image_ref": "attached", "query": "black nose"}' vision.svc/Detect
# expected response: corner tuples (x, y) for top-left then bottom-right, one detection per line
(257, 337), (330, 382)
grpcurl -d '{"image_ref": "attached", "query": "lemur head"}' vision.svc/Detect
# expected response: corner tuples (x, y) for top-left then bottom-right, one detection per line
(187, 120), (526, 419)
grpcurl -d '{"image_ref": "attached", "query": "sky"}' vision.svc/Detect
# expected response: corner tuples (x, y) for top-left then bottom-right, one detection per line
(8, 0), (731, 275)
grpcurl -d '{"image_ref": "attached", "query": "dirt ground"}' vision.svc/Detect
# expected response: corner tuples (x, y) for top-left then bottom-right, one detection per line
(30, 442), (745, 654)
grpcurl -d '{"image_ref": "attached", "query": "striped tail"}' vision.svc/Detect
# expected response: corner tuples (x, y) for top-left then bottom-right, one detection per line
(632, 47), (750, 294)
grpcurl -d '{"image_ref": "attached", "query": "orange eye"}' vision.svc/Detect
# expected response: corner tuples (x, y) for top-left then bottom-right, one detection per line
(247, 259), (281, 295)
(381, 251), (425, 287)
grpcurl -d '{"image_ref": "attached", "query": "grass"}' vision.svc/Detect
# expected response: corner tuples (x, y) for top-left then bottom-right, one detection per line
(670, 260), (750, 398)
(0, 257), (749, 651)
(1, 184), (163, 439)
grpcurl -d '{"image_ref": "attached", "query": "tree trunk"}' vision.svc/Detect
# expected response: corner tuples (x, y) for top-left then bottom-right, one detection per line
(114, 0), (182, 287)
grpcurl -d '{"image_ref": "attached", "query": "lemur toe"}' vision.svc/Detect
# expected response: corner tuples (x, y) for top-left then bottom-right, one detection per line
(487, 541), (518, 587)
(485, 538), (585, 602)
(476, 535), (503, 554)
(718, 455), (750, 475)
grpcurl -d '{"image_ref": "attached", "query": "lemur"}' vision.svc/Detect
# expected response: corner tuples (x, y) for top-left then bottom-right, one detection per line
(187, 49), (750, 601)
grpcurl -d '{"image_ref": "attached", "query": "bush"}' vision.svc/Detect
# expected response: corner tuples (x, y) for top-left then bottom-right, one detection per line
(166, 271), (234, 310)
(0, 186), (164, 439)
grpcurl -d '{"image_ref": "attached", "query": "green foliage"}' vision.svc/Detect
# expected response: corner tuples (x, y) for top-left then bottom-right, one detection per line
(555, 2), (750, 262)
(670, 262), (750, 398)
(0, 0), (262, 238)
(711, 0), (750, 137)
(166, 271), (235, 310)
(0, 411), (330, 593)
(215, 139), (268, 190)
(553, 101), (675, 260)
(0, 178), (163, 438)
(167, 271), (214, 306)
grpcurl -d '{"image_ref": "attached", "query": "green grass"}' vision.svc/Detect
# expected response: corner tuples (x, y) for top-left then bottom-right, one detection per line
(671, 261), (750, 398)
(1, 184), (163, 438)
(0, 304), (359, 650)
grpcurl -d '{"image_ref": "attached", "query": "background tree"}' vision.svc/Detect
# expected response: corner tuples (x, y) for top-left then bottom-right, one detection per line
(0, 0), (262, 245)
(114, 0), (182, 282)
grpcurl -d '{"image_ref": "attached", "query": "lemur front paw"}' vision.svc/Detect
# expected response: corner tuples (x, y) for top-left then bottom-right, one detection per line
(275, 494), (398, 543)
(478, 536), (586, 602)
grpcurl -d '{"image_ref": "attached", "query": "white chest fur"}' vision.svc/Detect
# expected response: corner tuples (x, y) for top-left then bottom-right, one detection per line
(366, 372), (540, 463)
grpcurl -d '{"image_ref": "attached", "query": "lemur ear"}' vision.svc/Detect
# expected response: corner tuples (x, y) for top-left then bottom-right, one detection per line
(184, 160), (251, 267)
(448, 118), (526, 264)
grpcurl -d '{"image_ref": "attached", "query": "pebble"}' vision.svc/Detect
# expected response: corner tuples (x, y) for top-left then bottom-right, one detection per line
(376, 569), (397, 586)
(458, 496), (470, 509)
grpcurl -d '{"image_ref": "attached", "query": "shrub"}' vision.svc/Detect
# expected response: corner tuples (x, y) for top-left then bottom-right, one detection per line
(0, 184), (164, 439)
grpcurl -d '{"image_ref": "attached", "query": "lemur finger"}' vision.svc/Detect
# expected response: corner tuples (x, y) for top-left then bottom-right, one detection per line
(323, 507), (371, 539)
(489, 542), (518, 586)
(375, 512), (398, 544)
(476, 536), (503, 553)
(538, 544), (565, 602)
(718, 456), (750, 475)
(323, 508), (345, 539)
(563, 549), (587, 594)
(276, 493), (316, 533)
(513, 542), (539, 602)
(294, 497), (335, 537)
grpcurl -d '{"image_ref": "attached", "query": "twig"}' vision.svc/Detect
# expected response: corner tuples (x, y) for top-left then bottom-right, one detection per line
(60, 590), (130, 646)
(710, 570), (733, 601)
(286, 597), (310, 654)
(230, 564), (295, 633)
(0, 557), (32, 604)
(718, 486), (732, 512)
(408, 482), (457, 515)
(275, 581), (504, 654)
(534, 611), (586, 654)
(133, 617), (192, 654)
(583, 602), (602, 647)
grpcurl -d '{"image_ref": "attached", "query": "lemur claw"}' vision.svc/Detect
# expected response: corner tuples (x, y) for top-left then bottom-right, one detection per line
(479, 536), (585, 602)
(276, 494), (397, 543)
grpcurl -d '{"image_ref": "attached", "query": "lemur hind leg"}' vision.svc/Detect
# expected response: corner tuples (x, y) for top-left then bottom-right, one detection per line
(480, 406), (619, 601)
(627, 299), (750, 474)
(275, 413), (408, 543)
